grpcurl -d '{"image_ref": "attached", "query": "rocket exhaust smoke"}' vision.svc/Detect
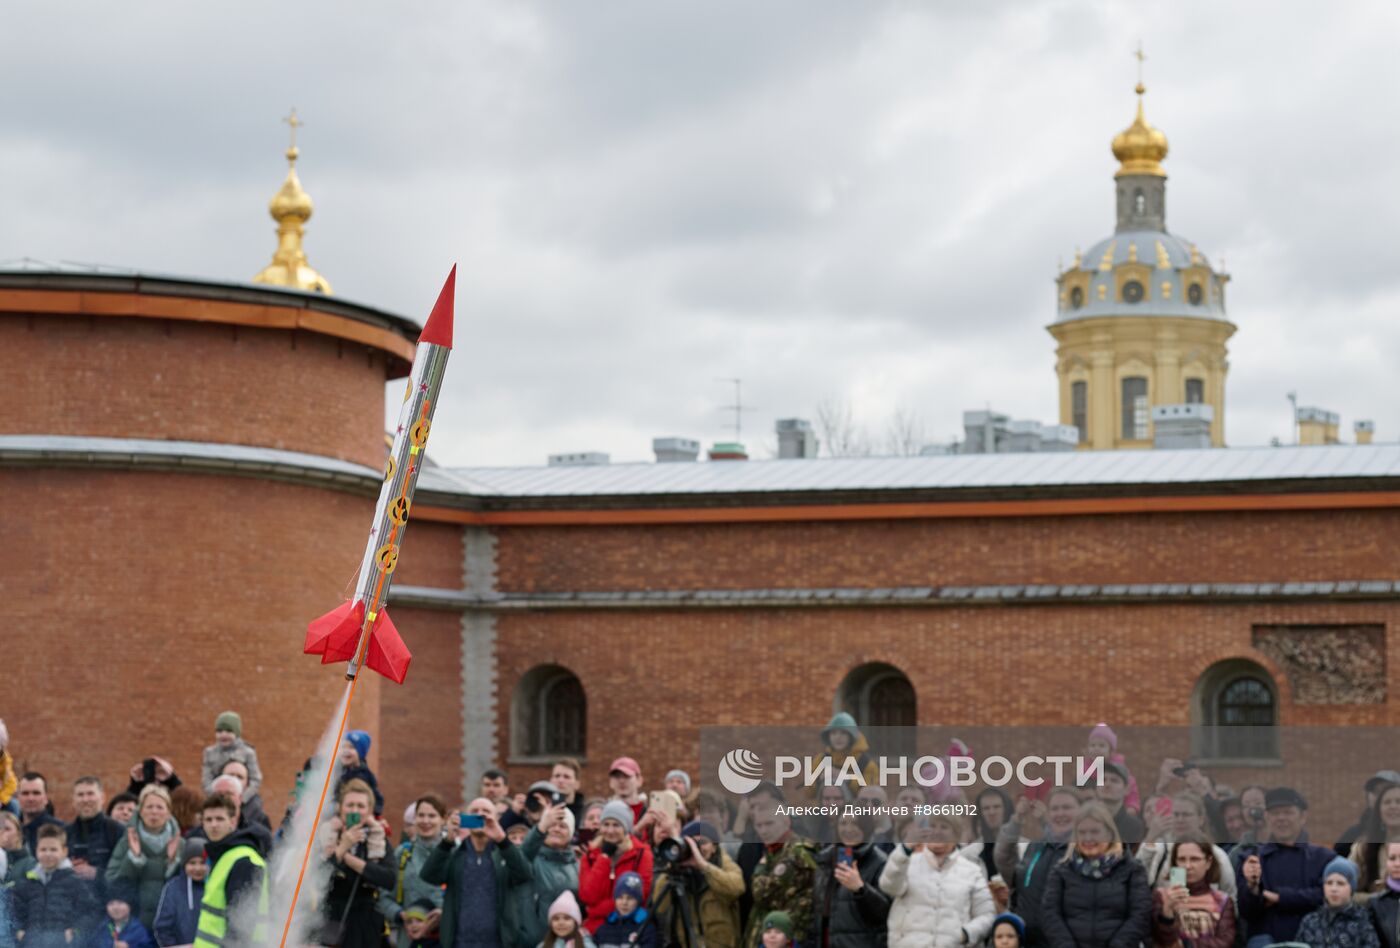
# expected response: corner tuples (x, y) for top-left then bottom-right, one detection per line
(238, 681), (352, 947)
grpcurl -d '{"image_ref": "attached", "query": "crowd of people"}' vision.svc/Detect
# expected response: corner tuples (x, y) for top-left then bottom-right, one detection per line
(2, 713), (1399, 948)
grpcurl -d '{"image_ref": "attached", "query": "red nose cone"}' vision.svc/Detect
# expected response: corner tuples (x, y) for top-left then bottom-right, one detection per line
(417, 265), (456, 348)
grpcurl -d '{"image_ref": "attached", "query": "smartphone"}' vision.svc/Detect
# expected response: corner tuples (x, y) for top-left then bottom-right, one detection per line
(142, 758), (157, 783)
(345, 812), (361, 828)
(576, 827), (596, 847)
(648, 790), (681, 823)
(1155, 797), (1174, 818)
(1169, 866), (1187, 887)
(460, 813), (485, 830)
(837, 847), (854, 866)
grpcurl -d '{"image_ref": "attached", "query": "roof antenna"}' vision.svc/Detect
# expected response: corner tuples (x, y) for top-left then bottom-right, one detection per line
(716, 378), (758, 443)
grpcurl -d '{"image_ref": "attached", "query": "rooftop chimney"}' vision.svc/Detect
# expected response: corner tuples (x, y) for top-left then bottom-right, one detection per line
(708, 442), (748, 461)
(652, 437), (701, 462)
(1355, 420), (1375, 445)
(961, 410), (1011, 454)
(775, 418), (819, 459)
(1296, 407), (1340, 445)
(548, 451), (610, 467)
(1152, 403), (1214, 449)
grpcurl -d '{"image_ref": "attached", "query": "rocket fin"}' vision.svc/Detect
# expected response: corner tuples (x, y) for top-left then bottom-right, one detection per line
(366, 608), (413, 684)
(305, 600), (365, 664)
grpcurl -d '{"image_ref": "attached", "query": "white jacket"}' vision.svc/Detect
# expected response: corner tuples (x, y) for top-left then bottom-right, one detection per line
(878, 847), (995, 948)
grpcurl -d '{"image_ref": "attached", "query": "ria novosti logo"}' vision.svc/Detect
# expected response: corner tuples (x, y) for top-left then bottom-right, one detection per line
(716, 746), (1105, 793)
(717, 748), (765, 794)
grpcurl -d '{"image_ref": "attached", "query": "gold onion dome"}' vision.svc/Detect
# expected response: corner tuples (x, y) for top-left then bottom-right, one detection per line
(1111, 83), (1169, 178)
(253, 110), (332, 294)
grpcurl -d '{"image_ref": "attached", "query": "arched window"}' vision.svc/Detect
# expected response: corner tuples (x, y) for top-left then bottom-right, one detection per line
(512, 665), (586, 759)
(835, 663), (916, 757)
(1071, 381), (1088, 443)
(1185, 378), (1205, 404)
(1191, 660), (1279, 762)
(1134, 190), (1146, 215)
(1121, 376), (1149, 440)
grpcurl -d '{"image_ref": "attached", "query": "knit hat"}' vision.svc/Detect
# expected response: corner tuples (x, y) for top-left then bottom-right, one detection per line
(404, 802), (418, 826)
(821, 712), (861, 747)
(1104, 761), (1131, 785)
(1089, 723), (1117, 751)
(992, 913), (1026, 944)
(345, 730), (371, 762)
(601, 800), (635, 835)
(665, 770), (692, 795)
(559, 808), (577, 835)
(181, 838), (208, 864)
(762, 912), (794, 940)
(547, 890), (583, 924)
(613, 871), (645, 902)
(682, 820), (720, 848)
(1323, 856), (1358, 893)
(498, 809), (528, 832)
(214, 711), (242, 738)
(402, 899), (438, 922)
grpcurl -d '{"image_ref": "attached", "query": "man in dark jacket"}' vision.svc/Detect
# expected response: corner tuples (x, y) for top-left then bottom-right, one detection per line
(1233, 786), (1333, 948)
(17, 775), (64, 855)
(421, 797), (529, 947)
(66, 776), (123, 921)
(811, 813), (889, 948)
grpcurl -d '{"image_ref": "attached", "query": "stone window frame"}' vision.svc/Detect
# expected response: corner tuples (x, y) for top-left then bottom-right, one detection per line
(1190, 658), (1281, 766)
(510, 664), (587, 763)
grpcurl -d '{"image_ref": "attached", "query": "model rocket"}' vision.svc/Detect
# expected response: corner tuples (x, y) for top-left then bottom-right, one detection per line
(303, 266), (457, 684)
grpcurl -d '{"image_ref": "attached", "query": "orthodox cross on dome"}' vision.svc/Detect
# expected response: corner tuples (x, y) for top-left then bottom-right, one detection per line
(283, 107), (304, 151)
(1134, 41), (1146, 89)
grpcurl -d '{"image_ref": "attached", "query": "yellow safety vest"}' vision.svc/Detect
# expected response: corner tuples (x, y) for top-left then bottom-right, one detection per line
(193, 844), (271, 948)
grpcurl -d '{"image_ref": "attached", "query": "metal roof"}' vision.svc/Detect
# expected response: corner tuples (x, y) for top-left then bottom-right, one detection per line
(6, 435), (1399, 505)
(437, 443), (1400, 499)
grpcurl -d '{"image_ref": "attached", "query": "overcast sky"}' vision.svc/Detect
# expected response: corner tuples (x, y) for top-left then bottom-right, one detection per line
(4, 2), (1397, 466)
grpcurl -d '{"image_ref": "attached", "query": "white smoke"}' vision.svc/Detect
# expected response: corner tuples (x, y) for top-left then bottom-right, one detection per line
(233, 682), (351, 947)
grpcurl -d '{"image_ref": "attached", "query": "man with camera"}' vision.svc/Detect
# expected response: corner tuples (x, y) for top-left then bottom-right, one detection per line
(421, 798), (530, 948)
(1233, 786), (1333, 948)
(652, 817), (744, 948)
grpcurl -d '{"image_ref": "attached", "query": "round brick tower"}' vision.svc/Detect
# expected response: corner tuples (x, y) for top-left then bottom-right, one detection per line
(0, 265), (420, 814)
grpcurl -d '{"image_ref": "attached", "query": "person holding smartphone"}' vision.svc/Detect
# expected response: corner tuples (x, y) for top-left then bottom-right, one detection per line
(1150, 834), (1234, 948)
(420, 797), (530, 948)
(812, 811), (890, 948)
(318, 778), (395, 948)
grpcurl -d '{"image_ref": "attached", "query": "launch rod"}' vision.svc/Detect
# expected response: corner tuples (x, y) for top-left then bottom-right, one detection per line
(277, 673), (361, 948)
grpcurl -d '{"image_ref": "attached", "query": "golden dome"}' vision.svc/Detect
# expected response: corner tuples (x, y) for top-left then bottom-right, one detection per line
(253, 113), (332, 294)
(1111, 83), (1169, 178)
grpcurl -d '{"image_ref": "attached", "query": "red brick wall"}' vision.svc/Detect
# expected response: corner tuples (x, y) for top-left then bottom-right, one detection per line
(493, 510), (1400, 592)
(1, 470), (382, 822)
(493, 600), (1400, 842)
(2, 314), (390, 470)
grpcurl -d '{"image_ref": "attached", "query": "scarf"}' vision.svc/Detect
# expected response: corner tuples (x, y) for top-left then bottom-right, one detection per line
(136, 819), (177, 856)
(1070, 850), (1121, 879)
(1387, 877), (1400, 893)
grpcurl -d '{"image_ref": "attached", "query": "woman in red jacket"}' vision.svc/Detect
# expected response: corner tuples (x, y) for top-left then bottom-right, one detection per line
(580, 801), (654, 934)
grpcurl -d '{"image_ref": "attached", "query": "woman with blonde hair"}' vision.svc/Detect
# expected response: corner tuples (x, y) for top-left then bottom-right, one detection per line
(105, 784), (182, 928)
(1040, 802), (1150, 948)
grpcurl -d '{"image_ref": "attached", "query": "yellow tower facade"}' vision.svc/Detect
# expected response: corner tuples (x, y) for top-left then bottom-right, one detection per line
(1048, 83), (1235, 449)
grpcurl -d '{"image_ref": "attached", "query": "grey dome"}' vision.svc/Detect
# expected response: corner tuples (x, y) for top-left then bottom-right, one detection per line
(1055, 229), (1229, 323)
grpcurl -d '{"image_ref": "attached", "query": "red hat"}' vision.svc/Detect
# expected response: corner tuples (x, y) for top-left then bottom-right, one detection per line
(609, 757), (641, 777)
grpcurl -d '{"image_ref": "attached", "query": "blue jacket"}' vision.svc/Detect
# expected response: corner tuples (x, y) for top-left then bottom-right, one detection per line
(595, 908), (657, 948)
(1233, 840), (1334, 944)
(151, 871), (204, 947)
(86, 917), (155, 948)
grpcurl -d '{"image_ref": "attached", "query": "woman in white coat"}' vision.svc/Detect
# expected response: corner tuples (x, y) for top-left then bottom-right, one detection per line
(879, 814), (996, 948)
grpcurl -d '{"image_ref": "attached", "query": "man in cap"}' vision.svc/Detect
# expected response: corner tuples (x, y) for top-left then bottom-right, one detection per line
(609, 758), (648, 827)
(1094, 761), (1145, 852)
(1234, 786), (1334, 948)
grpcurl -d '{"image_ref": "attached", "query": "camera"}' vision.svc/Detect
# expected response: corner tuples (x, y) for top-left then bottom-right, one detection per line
(655, 836), (688, 868)
(525, 788), (566, 814)
(1247, 807), (1265, 824)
